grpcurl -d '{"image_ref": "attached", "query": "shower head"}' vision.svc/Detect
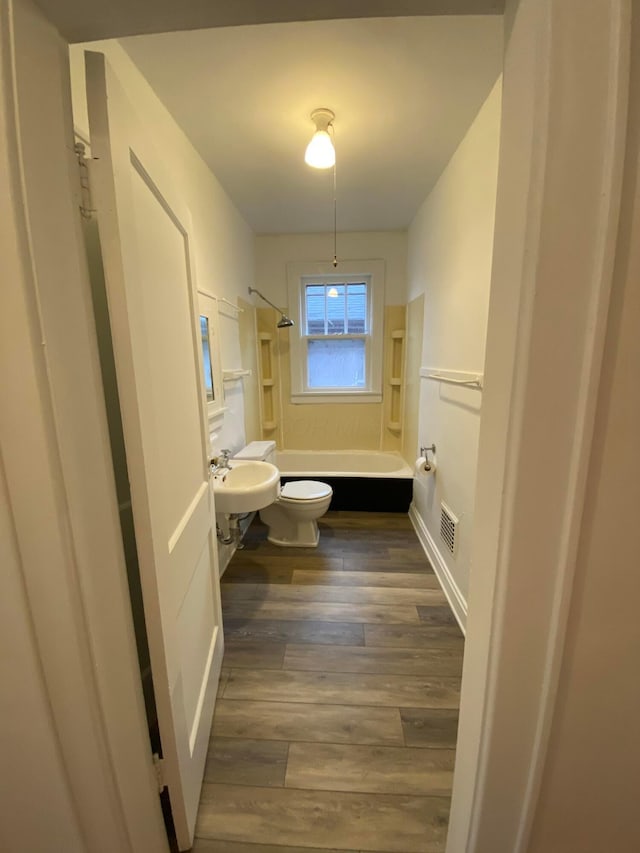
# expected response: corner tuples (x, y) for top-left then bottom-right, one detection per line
(248, 287), (295, 329)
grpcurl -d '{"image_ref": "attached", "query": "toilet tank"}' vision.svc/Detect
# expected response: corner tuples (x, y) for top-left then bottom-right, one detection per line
(233, 441), (277, 465)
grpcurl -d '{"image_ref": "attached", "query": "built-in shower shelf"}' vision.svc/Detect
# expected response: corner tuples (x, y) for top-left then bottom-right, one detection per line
(257, 329), (277, 436)
(387, 328), (406, 433)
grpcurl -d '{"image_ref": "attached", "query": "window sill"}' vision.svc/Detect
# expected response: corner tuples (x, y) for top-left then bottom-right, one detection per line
(291, 392), (382, 405)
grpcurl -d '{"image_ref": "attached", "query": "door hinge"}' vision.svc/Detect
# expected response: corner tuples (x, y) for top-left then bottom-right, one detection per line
(74, 141), (96, 220)
(152, 752), (166, 793)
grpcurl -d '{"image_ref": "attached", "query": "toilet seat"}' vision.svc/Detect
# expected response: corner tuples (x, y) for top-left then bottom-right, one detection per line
(280, 480), (332, 501)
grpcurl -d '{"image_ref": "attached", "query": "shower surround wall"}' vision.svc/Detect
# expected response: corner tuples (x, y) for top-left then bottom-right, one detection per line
(254, 232), (408, 452)
(407, 78), (502, 628)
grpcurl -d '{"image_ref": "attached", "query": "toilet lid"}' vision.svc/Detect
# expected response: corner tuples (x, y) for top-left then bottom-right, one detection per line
(280, 480), (332, 500)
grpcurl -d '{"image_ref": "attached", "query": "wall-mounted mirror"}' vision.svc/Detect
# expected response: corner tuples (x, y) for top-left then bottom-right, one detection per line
(197, 290), (225, 422)
(199, 315), (215, 402)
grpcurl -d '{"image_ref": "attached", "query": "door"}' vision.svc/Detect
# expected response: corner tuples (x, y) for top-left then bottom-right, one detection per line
(84, 51), (223, 850)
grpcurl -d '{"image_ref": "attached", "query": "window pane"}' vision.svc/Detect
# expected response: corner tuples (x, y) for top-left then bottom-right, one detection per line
(326, 284), (345, 334)
(305, 285), (325, 334)
(200, 316), (215, 402)
(305, 281), (369, 337)
(347, 283), (367, 333)
(308, 338), (365, 388)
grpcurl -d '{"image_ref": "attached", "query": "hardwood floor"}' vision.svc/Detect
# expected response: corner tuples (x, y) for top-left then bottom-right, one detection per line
(193, 512), (464, 853)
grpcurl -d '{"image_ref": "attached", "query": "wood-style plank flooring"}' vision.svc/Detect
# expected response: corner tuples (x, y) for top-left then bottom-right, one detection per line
(193, 512), (464, 853)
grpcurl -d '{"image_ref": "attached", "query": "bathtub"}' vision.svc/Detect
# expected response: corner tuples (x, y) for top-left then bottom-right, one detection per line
(275, 450), (413, 512)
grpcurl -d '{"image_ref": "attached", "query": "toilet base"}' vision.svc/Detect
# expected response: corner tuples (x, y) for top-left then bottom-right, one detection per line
(259, 506), (326, 548)
(264, 518), (320, 548)
(267, 528), (319, 548)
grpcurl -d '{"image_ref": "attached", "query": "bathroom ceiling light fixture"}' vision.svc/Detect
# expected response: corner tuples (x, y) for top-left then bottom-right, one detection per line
(304, 107), (339, 268)
(304, 108), (335, 169)
(248, 287), (295, 328)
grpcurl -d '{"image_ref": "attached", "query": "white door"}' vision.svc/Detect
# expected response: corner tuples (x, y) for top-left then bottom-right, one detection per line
(85, 51), (223, 850)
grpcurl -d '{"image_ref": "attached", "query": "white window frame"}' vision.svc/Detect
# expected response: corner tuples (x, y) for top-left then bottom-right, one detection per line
(287, 260), (385, 404)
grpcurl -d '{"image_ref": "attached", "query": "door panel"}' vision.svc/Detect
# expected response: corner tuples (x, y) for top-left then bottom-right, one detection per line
(85, 50), (223, 849)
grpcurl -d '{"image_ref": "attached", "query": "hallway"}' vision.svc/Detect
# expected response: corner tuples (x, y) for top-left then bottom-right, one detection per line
(193, 512), (464, 852)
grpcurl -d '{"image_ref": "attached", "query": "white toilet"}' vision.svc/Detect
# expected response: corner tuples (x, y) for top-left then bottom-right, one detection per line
(233, 441), (333, 547)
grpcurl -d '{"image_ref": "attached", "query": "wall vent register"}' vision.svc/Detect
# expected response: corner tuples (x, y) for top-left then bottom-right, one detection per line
(440, 502), (459, 556)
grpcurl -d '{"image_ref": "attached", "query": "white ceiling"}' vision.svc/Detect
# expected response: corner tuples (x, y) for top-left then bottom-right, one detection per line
(120, 16), (503, 233)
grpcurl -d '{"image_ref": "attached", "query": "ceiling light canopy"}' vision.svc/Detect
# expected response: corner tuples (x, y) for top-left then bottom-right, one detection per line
(305, 108), (335, 169)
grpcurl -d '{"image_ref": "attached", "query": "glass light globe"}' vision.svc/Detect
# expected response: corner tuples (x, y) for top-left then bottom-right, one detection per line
(304, 130), (335, 169)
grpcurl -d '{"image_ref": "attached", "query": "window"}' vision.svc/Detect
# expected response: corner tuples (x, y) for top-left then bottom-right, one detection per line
(287, 261), (385, 403)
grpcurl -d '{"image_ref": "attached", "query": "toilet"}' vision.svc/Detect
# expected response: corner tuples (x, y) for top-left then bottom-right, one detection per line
(233, 441), (332, 547)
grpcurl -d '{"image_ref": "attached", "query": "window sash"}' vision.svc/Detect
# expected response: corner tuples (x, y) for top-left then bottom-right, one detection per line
(304, 282), (368, 337)
(305, 336), (368, 390)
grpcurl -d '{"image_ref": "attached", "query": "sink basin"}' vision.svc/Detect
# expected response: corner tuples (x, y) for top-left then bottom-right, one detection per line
(212, 460), (280, 515)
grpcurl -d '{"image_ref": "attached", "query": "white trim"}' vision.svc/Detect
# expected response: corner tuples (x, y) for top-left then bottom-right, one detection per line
(511, 2), (631, 848)
(448, 3), (631, 852)
(0, 4), (168, 850)
(291, 392), (382, 404)
(409, 503), (467, 635)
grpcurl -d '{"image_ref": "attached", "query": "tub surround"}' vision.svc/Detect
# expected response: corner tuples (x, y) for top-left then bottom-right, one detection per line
(254, 232), (408, 453)
(255, 304), (408, 452)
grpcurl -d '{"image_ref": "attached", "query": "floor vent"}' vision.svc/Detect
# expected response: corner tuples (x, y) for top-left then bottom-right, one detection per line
(440, 502), (459, 556)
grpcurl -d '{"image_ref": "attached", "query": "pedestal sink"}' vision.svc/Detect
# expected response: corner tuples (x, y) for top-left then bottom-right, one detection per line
(212, 460), (279, 515)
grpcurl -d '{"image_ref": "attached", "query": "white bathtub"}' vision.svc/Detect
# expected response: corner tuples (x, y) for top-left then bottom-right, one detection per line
(275, 450), (413, 479)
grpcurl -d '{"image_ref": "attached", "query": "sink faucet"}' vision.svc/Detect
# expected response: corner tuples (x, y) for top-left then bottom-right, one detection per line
(210, 449), (232, 475)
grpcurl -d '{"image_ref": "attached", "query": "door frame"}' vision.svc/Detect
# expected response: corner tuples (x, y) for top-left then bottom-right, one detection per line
(0, 1), (631, 852)
(449, 1), (630, 850)
(0, 1), (169, 850)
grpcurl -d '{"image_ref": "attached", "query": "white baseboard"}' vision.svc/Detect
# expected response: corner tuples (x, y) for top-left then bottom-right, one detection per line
(409, 502), (467, 635)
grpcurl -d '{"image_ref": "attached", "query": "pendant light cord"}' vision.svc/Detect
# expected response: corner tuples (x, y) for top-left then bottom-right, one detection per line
(331, 124), (338, 267)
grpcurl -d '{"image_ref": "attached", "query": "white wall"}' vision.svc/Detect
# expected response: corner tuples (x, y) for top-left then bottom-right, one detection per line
(408, 78), (501, 617)
(255, 231), (408, 305)
(69, 41), (256, 459)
